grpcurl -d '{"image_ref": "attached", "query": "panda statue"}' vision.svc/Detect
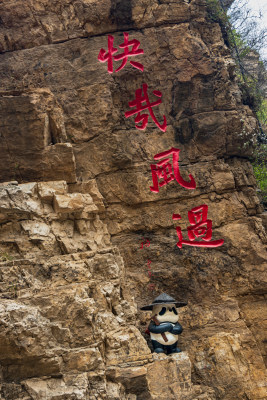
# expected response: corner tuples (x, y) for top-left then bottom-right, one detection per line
(141, 293), (187, 354)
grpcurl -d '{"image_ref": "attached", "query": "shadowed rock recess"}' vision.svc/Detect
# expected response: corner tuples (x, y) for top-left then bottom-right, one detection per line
(0, 0), (266, 399)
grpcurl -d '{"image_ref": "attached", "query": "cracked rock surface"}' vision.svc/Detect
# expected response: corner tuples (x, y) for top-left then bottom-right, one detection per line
(0, 0), (266, 399)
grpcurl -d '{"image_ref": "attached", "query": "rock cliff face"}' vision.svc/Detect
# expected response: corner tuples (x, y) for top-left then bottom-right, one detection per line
(242, 49), (267, 99)
(0, 1), (266, 399)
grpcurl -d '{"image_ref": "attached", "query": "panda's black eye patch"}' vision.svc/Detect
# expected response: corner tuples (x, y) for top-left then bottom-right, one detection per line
(159, 307), (166, 315)
(172, 307), (178, 315)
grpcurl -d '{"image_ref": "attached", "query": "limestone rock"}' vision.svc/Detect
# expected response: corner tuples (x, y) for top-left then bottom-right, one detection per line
(147, 353), (193, 400)
(38, 181), (67, 201)
(0, 90), (76, 183)
(0, 0), (266, 399)
(22, 374), (89, 400)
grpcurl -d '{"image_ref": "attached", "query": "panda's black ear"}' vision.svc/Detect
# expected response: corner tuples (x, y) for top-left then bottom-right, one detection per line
(172, 307), (178, 315)
(159, 307), (166, 316)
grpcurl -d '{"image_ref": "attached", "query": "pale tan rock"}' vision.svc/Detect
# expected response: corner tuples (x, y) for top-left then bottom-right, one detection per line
(0, 300), (62, 380)
(53, 193), (85, 213)
(106, 380), (136, 400)
(20, 221), (51, 238)
(0, 0), (266, 398)
(212, 171), (235, 193)
(69, 181), (105, 212)
(62, 348), (104, 372)
(22, 374), (89, 400)
(146, 353), (192, 400)
(38, 181), (67, 201)
(105, 325), (151, 366)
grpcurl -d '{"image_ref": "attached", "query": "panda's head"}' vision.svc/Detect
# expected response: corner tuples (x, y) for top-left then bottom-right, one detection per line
(152, 303), (179, 323)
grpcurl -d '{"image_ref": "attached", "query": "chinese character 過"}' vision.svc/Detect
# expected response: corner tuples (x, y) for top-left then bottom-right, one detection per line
(140, 238), (150, 249)
(150, 147), (196, 193)
(125, 83), (167, 132)
(172, 205), (224, 248)
(98, 32), (144, 74)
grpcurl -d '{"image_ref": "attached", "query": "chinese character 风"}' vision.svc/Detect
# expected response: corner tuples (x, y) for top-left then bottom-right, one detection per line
(150, 148), (196, 193)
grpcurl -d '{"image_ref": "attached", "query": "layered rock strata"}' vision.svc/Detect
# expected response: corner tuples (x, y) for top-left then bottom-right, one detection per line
(0, 181), (215, 400)
(0, 0), (266, 399)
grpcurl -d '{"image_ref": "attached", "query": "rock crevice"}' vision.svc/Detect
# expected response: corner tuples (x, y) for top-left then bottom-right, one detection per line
(0, 0), (266, 399)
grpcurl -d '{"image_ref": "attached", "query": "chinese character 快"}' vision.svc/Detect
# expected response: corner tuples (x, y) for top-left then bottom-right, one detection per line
(98, 32), (144, 73)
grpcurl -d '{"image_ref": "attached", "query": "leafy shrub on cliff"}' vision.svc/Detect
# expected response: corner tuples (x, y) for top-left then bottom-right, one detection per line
(252, 145), (267, 205)
(206, 0), (267, 207)
(257, 99), (267, 128)
(206, 0), (266, 112)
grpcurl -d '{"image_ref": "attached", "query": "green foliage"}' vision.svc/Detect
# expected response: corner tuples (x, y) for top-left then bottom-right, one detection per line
(7, 281), (19, 298)
(228, 28), (251, 59)
(0, 252), (13, 262)
(252, 148), (267, 204)
(257, 99), (267, 127)
(239, 77), (263, 112)
(206, 0), (265, 112)
(206, 0), (229, 25)
(206, 0), (267, 207)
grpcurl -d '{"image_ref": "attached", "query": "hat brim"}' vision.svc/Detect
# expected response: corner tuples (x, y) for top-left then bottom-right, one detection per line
(140, 301), (187, 311)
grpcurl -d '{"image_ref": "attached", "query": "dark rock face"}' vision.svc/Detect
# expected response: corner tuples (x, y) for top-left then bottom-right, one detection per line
(109, 0), (133, 26)
(0, 1), (266, 399)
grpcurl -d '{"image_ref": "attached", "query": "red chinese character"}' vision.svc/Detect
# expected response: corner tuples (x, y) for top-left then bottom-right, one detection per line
(148, 270), (154, 277)
(125, 83), (167, 132)
(98, 33), (144, 74)
(172, 205), (224, 248)
(150, 148), (196, 193)
(147, 260), (152, 268)
(148, 283), (155, 291)
(140, 238), (150, 249)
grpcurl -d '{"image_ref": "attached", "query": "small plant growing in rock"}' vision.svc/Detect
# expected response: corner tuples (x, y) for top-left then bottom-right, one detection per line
(0, 252), (13, 262)
(252, 144), (267, 206)
(7, 281), (20, 298)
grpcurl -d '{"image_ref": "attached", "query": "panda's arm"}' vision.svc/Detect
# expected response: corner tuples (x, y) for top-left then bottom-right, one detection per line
(148, 321), (173, 333)
(172, 322), (183, 334)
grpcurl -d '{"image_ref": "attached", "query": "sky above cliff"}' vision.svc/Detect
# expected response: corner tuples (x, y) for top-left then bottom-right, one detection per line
(228, 0), (266, 59)
(245, 0), (267, 58)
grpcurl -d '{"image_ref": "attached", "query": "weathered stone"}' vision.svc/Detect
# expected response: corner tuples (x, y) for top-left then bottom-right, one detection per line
(22, 374), (89, 400)
(0, 0), (266, 399)
(146, 353), (192, 400)
(62, 348), (104, 373)
(53, 193), (85, 213)
(68, 181), (105, 212)
(38, 181), (67, 201)
(105, 325), (151, 366)
(0, 301), (62, 380)
(0, 90), (76, 184)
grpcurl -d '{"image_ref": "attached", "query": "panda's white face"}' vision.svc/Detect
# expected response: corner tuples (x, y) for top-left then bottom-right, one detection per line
(152, 303), (179, 323)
